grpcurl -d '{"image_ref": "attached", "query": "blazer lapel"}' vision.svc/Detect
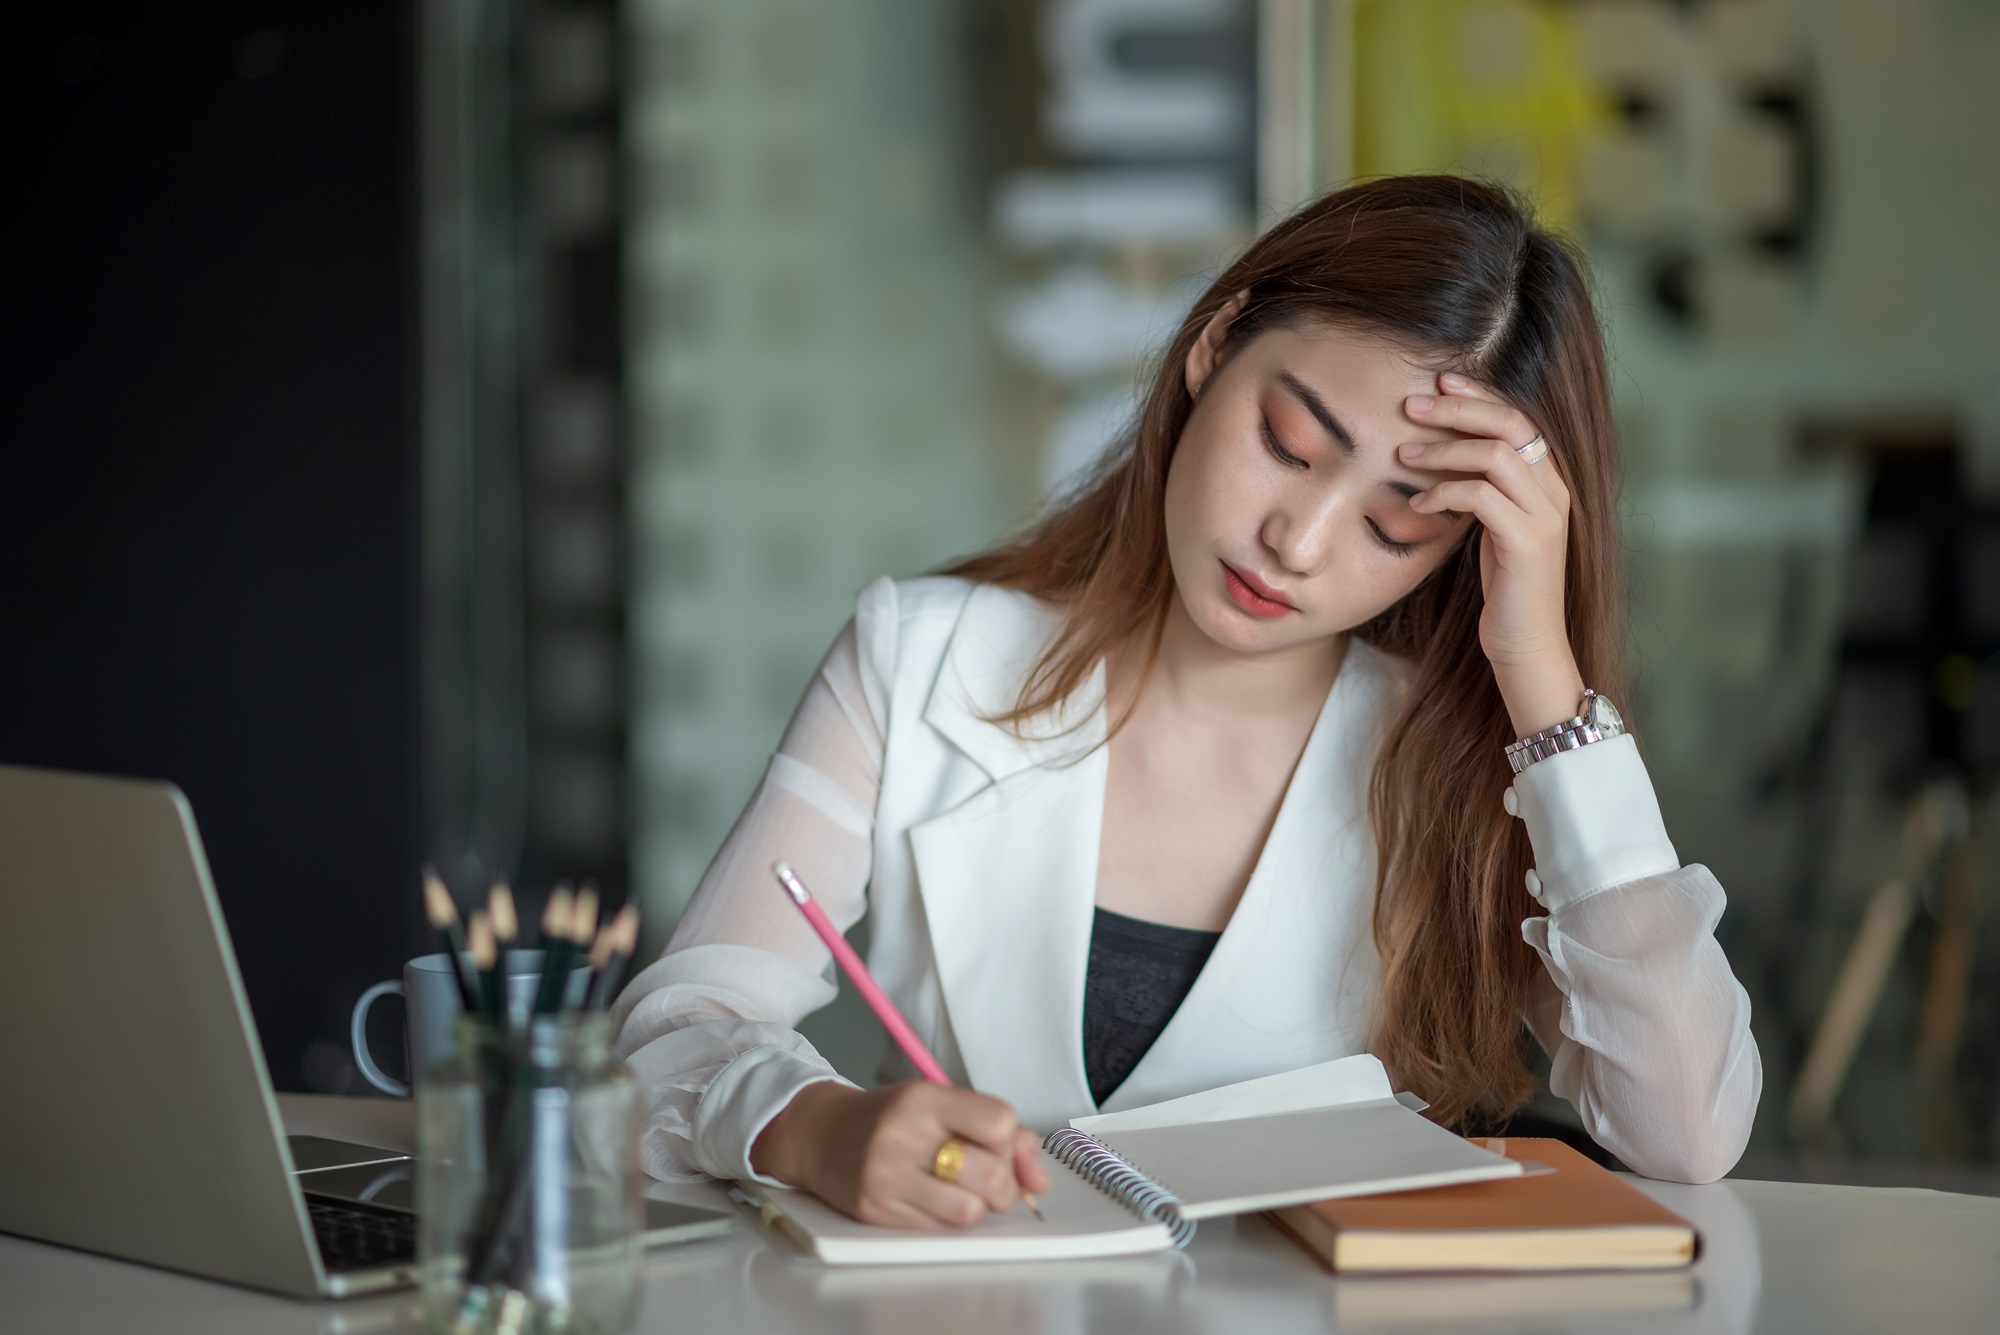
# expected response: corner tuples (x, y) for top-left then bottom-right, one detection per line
(909, 586), (1105, 1123)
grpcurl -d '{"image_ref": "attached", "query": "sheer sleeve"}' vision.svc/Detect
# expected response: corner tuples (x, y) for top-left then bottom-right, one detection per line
(1512, 739), (1764, 1184)
(611, 613), (887, 1185)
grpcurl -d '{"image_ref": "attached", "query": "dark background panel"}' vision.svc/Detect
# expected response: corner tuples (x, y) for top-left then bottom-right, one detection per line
(2, 4), (423, 1091)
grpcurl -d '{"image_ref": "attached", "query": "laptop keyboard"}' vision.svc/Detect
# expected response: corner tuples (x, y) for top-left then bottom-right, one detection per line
(306, 1193), (417, 1272)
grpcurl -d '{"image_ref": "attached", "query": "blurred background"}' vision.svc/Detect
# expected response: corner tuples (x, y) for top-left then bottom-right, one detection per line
(8, 0), (1999, 1192)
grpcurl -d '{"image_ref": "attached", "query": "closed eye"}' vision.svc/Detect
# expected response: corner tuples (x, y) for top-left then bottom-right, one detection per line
(1261, 417), (1305, 469)
(1367, 518), (1418, 557)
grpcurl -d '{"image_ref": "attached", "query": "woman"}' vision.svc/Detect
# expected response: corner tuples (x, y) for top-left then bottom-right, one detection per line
(614, 176), (1762, 1229)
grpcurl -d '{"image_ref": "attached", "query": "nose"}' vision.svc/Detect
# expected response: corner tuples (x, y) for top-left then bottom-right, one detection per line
(1256, 489), (1336, 575)
(1259, 490), (1340, 576)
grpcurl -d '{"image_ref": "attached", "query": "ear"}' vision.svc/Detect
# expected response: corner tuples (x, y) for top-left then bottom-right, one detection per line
(1183, 290), (1249, 400)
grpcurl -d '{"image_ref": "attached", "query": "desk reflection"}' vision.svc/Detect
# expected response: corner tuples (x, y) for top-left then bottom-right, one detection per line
(739, 1236), (1194, 1335)
(618, 1185), (1760, 1335)
(1329, 1270), (1697, 1329)
(0, 1173), (1822, 1335)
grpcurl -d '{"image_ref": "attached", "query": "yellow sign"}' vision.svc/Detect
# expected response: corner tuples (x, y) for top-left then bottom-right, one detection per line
(1350, 0), (1609, 233)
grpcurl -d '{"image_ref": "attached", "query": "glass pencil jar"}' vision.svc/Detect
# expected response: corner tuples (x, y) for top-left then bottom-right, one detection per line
(417, 1013), (642, 1335)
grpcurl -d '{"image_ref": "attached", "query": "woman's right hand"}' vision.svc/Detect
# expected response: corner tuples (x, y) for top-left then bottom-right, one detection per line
(749, 1080), (1051, 1228)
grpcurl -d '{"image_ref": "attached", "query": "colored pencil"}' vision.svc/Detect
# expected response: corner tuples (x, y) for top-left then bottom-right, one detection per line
(771, 862), (1041, 1219)
(773, 862), (947, 1081)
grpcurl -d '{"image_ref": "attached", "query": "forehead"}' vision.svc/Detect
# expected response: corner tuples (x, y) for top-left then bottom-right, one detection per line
(1237, 321), (1463, 451)
(1241, 320), (1442, 398)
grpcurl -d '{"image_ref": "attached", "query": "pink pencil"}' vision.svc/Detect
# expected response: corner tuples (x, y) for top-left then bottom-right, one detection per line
(770, 861), (1042, 1219)
(772, 861), (949, 1081)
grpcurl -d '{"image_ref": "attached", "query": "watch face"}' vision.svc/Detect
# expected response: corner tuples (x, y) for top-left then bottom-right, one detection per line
(1586, 693), (1625, 735)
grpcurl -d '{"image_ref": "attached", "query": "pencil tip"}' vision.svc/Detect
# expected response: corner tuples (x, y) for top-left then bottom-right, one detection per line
(489, 882), (518, 942)
(422, 870), (457, 928)
(467, 911), (497, 969)
(542, 885), (573, 939)
(572, 884), (600, 943)
(586, 920), (616, 968)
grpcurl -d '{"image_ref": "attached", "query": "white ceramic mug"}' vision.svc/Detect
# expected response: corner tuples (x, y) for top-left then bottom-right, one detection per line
(349, 950), (590, 1096)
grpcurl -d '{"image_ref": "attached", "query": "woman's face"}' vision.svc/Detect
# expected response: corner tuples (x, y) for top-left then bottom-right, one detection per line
(1163, 318), (1473, 657)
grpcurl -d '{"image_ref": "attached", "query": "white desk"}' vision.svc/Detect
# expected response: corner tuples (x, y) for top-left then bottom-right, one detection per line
(4, 1094), (1998, 1334)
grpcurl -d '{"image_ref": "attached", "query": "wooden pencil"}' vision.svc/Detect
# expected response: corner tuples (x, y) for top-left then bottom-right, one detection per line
(580, 912), (618, 1010)
(530, 885), (576, 1016)
(562, 883), (600, 1012)
(571, 884), (600, 952)
(488, 881), (518, 946)
(421, 866), (479, 1012)
(466, 910), (502, 1023)
(466, 911), (504, 1031)
(585, 905), (640, 1012)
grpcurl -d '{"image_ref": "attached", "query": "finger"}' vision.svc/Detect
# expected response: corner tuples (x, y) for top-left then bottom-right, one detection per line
(1429, 378), (1568, 510)
(1398, 436), (1548, 514)
(931, 1089), (1023, 1158)
(1408, 478), (1535, 539)
(1437, 371), (1508, 404)
(1013, 1129), (1052, 1196)
(859, 1190), (962, 1231)
(895, 1172), (999, 1229)
(1406, 390), (1539, 451)
(943, 1140), (1022, 1214)
(851, 1145), (989, 1230)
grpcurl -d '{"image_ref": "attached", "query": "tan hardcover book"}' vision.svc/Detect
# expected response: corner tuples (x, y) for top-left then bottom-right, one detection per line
(1270, 1137), (1698, 1274)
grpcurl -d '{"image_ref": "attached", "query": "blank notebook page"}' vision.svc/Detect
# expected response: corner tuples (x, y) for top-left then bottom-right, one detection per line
(1092, 1099), (1521, 1219)
(763, 1163), (1172, 1263)
(1072, 1052), (1399, 1135)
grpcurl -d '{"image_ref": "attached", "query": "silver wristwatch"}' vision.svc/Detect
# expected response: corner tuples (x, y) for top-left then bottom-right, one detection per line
(1505, 689), (1626, 774)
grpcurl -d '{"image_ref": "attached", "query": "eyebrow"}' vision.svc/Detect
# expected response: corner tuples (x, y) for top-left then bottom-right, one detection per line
(1278, 371), (1355, 455)
(1278, 369), (1431, 502)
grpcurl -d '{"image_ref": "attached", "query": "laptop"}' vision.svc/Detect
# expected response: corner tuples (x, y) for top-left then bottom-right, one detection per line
(0, 764), (731, 1298)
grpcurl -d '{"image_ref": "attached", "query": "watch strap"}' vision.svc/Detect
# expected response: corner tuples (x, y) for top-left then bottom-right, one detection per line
(1505, 689), (1624, 775)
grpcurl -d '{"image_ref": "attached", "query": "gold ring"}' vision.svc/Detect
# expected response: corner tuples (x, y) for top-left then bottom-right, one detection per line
(1516, 434), (1549, 465)
(931, 1137), (967, 1183)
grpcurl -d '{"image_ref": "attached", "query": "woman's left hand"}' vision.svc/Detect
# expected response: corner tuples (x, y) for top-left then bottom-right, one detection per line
(1398, 372), (1586, 737)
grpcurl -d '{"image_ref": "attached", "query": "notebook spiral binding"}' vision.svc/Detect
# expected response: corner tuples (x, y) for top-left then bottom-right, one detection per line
(1043, 1127), (1197, 1248)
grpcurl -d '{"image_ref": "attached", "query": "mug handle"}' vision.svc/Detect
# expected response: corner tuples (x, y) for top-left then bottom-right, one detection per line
(350, 980), (410, 1097)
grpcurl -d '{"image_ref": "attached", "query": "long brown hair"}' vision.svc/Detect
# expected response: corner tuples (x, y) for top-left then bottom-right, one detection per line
(951, 176), (1623, 1126)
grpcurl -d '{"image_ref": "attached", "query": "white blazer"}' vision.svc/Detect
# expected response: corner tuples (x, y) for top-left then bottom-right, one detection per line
(615, 577), (1763, 1186)
(877, 578), (1391, 1121)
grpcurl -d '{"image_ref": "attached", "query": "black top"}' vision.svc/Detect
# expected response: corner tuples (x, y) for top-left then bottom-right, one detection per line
(1082, 907), (1222, 1106)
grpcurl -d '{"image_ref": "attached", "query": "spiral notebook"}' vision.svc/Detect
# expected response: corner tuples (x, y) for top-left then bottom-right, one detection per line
(744, 1055), (1522, 1264)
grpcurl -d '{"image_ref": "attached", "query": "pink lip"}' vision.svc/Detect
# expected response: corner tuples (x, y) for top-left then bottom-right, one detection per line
(1221, 562), (1297, 618)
